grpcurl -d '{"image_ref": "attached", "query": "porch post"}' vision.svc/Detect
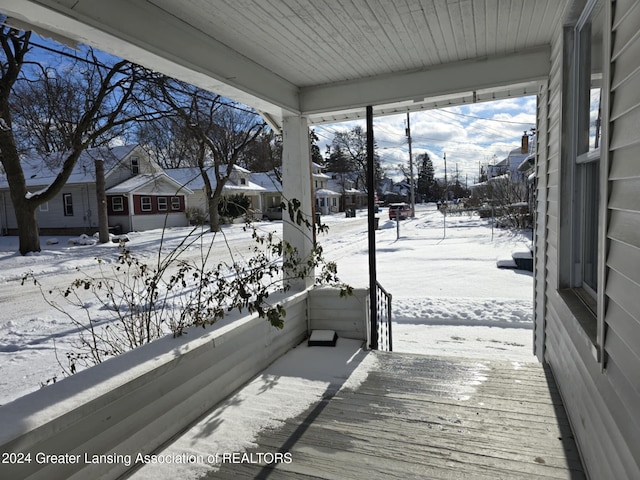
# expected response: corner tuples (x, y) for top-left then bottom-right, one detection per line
(366, 106), (378, 349)
(281, 114), (314, 290)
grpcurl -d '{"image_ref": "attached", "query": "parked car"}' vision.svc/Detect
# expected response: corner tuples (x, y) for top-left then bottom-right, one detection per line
(262, 206), (283, 221)
(388, 203), (410, 220)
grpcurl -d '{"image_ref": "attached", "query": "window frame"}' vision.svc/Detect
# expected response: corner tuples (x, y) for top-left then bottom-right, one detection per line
(572, 0), (603, 302)
(560, 0), (607, 361)
(131, 157), (140, 175)
(140, 196), (152, 212)
(62, 193), (74, 216)
(171, 196), (181, 211)
(111, 196), (124, 212)
(157, 196), (168, 211)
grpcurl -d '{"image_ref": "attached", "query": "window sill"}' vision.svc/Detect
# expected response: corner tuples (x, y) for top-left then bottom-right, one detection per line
(558, 288), (600, 362)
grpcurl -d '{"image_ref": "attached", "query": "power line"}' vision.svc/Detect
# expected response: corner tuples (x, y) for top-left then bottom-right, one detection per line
(435, 108), (535, 126)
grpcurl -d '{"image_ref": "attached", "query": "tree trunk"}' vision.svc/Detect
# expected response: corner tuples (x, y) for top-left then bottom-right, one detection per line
(208, 196), (221, 232)
(94, 159), (110, 243)
(14, 199), (41, 254)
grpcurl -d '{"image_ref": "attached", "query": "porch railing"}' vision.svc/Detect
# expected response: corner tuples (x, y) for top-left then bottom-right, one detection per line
(375, 281), (393, 351)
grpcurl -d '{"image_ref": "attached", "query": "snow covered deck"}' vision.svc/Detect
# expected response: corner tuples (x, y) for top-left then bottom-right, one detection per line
(132, 341), (584, 480)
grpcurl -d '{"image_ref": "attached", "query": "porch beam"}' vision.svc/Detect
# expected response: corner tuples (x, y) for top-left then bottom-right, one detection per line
(300, 48), (551, 116)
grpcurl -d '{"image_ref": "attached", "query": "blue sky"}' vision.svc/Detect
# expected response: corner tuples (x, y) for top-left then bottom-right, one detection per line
(314, 96), (537, 185)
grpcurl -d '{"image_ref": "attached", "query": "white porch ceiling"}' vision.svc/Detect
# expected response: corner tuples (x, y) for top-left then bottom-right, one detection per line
(0, 0), (571, 127)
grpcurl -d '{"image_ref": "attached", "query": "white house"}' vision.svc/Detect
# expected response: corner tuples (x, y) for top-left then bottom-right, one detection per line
(0, 145), (192, 235)
(250, 171), (283, 210)
(166, 165), (265, 220)
(487, 147), (531, 182)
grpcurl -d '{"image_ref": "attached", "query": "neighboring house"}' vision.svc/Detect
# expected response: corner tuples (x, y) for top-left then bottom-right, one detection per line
(487, 147), (531, 182)
(315, 186), (341, 215)
(0, 145), (192, 236)
(325, 170), (367, 212)
(470, 137), (536, 206)
(312, 163), (339, 214)
(254, 163), (362, 216)
(166, 165), (265, 219)
(250, 171), (282, 210)
(517, 152), (536, 213)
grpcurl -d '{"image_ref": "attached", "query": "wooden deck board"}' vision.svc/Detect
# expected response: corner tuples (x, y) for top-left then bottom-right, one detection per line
(207, 352), (585, 479)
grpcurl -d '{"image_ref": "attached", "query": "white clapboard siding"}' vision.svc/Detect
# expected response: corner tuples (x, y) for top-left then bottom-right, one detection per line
(602, 0), (640, 475)
(540, 1), (640, 478)
(533, 79), (550, 360)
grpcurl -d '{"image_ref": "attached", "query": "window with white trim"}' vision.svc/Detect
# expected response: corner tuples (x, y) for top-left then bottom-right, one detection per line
(131, 157), (140, 174)
(111, 197), (124, 212)
(171, 196), (181, 210)
(573, 0), (603, 309)
(157, 196), (168, 211)
(559, 0), (604, 349)
(63, 193), (73, 216)
(141, 196), (152, 212)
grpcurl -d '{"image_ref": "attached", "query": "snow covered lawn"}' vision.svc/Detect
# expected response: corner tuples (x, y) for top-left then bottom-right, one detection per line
(321, 204), (535, 362)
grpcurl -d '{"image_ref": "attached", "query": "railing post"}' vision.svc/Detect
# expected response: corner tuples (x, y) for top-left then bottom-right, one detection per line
(387, 291), (393, 352)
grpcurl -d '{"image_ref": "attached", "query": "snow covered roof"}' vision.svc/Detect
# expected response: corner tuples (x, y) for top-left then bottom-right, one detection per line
(0, 145), (142, 189)
(249, 172), (282, 193)
(315, 188), (341, 197)
(166, 167), (265, 193)
(165, 167), (212, 190)
(106, 173), (193, 195)
(517, 154), (536, 172)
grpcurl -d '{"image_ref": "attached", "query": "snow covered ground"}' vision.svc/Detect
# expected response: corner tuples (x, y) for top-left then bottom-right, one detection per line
(0, 203), (536, 478)
(0, 202), (534, 407)
(321, 203), (535, 361)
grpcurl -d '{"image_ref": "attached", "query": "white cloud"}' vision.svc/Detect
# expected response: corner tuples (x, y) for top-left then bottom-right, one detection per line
(316, 96), (537, 185)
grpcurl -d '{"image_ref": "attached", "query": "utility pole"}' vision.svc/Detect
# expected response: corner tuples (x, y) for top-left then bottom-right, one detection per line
(442, 152), (447, 238)
(443, 152), (448, 201)
(405, 112), (415, 217)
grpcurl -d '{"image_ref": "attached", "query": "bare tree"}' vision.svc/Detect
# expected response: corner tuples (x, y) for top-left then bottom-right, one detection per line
(152, 78), (266, 231)
(328, 125), (381, 192)
(1, 26), (165, 254)
(136, 115), (198, 168)
(475, 175), (531, 228)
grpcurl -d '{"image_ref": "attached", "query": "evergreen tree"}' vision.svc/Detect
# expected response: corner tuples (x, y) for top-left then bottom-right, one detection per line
(309, 129), (324, 166)
(416, 153), (435, 201)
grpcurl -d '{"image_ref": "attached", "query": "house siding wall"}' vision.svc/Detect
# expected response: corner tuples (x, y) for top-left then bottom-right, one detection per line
(533, 79), (550, 359)
(538, 1), (640, 478)
(131, 195), (185, 215)
(104, 148), (162, 189)
(1, 185), (100, 235)
(130, 212), (188, 232)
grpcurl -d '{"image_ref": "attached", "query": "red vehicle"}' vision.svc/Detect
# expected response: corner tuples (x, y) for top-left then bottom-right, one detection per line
(388, 203), (410, 220)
